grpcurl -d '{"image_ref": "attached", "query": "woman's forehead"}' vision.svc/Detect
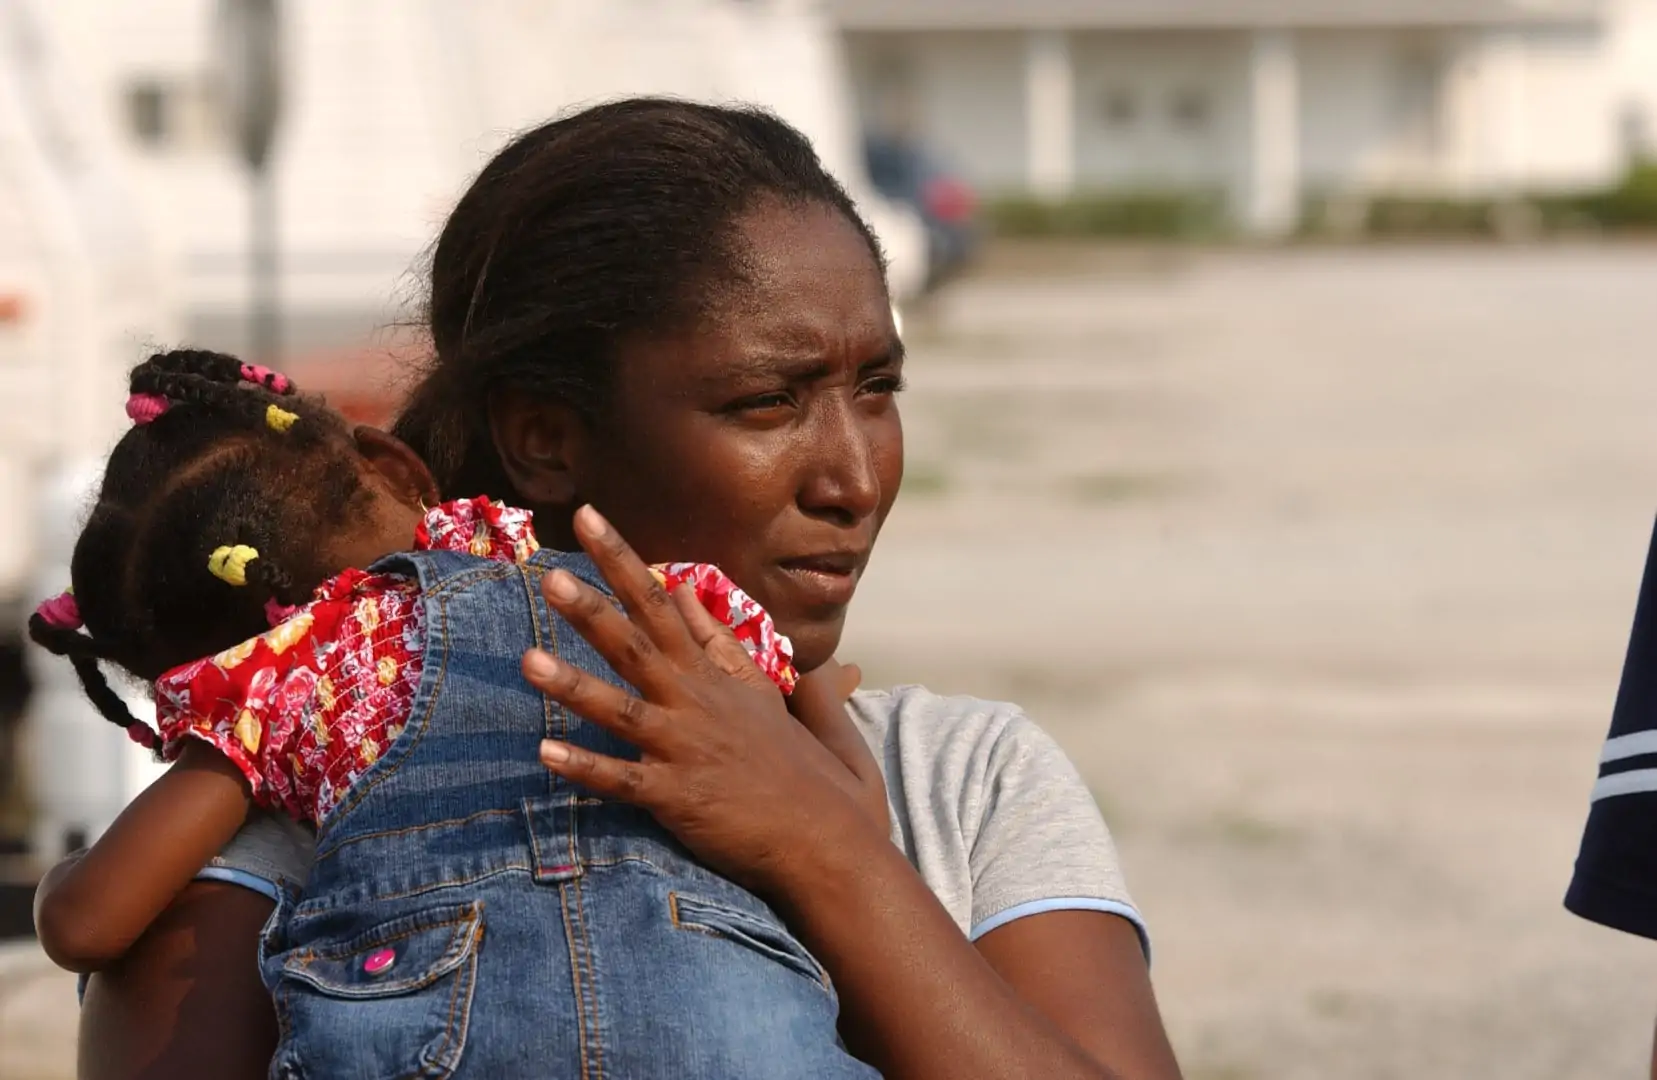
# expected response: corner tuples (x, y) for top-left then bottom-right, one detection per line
(720, 206), (892, 335)
(616, 203), (895, 390)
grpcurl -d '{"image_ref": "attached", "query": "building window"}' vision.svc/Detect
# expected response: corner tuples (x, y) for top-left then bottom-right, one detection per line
(1098, 88), (1137, 127)
(123, 75), (224, 154)
(1394, 50), (1443, 156)
(1168, 87), (1212, 131)
(126, 80), (170, 148)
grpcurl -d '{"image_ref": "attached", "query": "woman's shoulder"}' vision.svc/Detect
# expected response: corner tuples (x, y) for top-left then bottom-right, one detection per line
(847, 684), (1093, 821)
(847, 684), (1055, 782)
(848, 684), (1144, 947)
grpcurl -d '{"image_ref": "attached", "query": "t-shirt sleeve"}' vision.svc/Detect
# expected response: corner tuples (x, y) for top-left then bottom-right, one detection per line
(967, 711), (1151, 959)
(1567, 516), (1657, 938)
(196, 810), (317, 899)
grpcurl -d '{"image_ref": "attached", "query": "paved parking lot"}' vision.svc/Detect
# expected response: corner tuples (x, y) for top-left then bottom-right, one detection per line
(7, 242), (1657, 1077)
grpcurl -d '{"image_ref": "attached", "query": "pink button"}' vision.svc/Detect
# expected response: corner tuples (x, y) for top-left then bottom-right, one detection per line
(363, 948), (396, 976)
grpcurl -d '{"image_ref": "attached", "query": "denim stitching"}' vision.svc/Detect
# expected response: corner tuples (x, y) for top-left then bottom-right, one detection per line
(320, 808), (523, 855)
(418, 561), (516, 599)
(559, 883), (594, 1080)
(572, 876), (606, 1079)
(423, 921), (476, 1078)
(297, 864), (532, 915)
(294, 910), (470, 966)
(667, 891), (832, 992)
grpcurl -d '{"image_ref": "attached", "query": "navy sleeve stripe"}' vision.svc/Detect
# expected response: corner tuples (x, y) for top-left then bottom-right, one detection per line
(1602, 729), (1657, 764)
(1594, 770), (1657, 802)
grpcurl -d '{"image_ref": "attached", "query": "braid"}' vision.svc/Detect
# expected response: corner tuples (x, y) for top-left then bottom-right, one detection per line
(244, 557), (299, 606)
(142, 348), (245, 386)
(28, 615), (160, 757)
(32, 348), (375, 753)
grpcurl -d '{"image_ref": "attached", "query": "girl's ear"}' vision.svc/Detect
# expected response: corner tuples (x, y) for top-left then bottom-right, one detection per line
(353, 426), (441, 510)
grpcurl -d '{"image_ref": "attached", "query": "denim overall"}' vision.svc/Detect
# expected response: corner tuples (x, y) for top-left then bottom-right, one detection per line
(258, 547), (876, 1080)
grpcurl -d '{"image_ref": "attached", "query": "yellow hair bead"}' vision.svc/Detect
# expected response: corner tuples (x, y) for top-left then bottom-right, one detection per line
(265, 404), (298, 432)
(207, 545), (259, 586)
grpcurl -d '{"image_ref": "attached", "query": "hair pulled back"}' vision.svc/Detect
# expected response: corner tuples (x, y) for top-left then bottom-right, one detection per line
(393, 98), (886, 499)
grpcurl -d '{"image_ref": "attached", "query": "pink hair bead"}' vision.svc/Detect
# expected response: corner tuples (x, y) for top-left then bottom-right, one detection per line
(240, 363), (292, 394)
(34, 591), (81, 630)
(125, 393), (169, 425)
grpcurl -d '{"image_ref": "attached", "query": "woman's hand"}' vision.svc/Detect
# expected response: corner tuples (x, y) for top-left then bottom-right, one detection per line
(522, 505), (887, 896)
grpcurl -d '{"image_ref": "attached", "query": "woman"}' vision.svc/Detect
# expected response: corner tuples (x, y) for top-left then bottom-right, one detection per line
(66, 99), (1182, 1079)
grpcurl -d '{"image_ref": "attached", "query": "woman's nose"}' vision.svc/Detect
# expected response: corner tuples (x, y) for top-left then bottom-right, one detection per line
(798, 402), (882, 526)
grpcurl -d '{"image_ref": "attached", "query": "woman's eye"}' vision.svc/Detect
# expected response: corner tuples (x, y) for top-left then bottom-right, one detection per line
(730, 391), (794, 412)
(860, 375), (908, 397)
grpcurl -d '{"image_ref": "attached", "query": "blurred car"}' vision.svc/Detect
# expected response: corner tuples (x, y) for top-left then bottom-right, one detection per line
(863, 136), (981, 291)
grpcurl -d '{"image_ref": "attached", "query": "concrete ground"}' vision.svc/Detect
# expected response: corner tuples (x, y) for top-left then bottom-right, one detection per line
(6, 242), (1657, 1077)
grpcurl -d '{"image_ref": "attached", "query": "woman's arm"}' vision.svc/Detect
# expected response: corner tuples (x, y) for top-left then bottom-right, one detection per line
(524, 507), (1181, 1080)
(760, 819), (1178, 1080)
(34, 740), (251, 971)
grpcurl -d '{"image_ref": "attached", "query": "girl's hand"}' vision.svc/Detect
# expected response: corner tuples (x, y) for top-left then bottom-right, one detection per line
(784, 658), (890, 838)
(522, 505), (886, 895)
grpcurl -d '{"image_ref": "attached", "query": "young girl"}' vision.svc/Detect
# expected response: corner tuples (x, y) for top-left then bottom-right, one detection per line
(31, 350), (876, 1079)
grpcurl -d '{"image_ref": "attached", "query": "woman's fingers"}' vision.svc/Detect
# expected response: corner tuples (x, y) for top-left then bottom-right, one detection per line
(522, 649), (676, 752)
(569, 506), (702, 667)
(540, 567), (685, 702)
(539, 739), (660, 805)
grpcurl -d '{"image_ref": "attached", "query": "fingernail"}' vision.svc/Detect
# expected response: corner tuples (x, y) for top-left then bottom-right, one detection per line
(547, 571), (579, 602)
(540, 740), (570, 764)
(525, 651), (561, 680)
(576, 504), (608, 537)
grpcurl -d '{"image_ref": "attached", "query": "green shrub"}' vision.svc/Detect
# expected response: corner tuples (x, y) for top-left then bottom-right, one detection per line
(986, 162), (1657, 241)
(986, 191), (1225, 239)
(1302, 160), (1657, 240)
(1571, 160), (1657, 228)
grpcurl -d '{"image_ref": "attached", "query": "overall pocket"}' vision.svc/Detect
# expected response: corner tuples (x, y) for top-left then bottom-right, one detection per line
(268, 900), (484, 1080)
(668, 890), (831, 993)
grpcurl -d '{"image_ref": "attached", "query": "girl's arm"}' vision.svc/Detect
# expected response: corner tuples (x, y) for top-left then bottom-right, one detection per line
(34, 740), (252, 972)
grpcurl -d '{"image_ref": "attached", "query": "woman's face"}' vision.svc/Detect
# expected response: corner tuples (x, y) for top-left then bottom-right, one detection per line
(511, 201), (904, 672)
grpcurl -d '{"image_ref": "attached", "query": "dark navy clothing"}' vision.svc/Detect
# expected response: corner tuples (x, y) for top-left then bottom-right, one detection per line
(1568, 518), (1657, 938)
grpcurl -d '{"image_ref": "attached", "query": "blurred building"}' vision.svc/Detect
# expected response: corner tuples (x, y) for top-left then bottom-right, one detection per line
(834, 0), (1657, 234)
(35, 0), (929, 372)
(7, 0), (935, 853)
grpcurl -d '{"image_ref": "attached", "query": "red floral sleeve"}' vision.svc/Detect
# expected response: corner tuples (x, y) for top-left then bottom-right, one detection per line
(153, 604), (338, 816)
(652, 562), (798, 694)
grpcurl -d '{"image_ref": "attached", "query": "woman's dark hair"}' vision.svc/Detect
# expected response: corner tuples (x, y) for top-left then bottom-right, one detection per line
(28, 350), (370, 745)
(392, 97), (887, 498)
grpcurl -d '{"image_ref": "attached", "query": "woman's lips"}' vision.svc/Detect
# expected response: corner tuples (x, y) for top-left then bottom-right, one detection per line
(774, 554), (864, 609)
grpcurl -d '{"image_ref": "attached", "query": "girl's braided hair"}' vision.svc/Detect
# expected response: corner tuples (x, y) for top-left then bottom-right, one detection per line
(28, 350), (372, 750)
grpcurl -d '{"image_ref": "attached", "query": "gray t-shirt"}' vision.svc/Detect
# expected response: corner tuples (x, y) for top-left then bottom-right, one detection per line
(213, 684), (1147, 953)
(848, 685), (1147, 955)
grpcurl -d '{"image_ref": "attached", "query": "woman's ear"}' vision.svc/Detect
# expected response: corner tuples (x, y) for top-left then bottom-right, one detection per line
(354, 426), (441, 509)
(487, 395), (586, 511)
